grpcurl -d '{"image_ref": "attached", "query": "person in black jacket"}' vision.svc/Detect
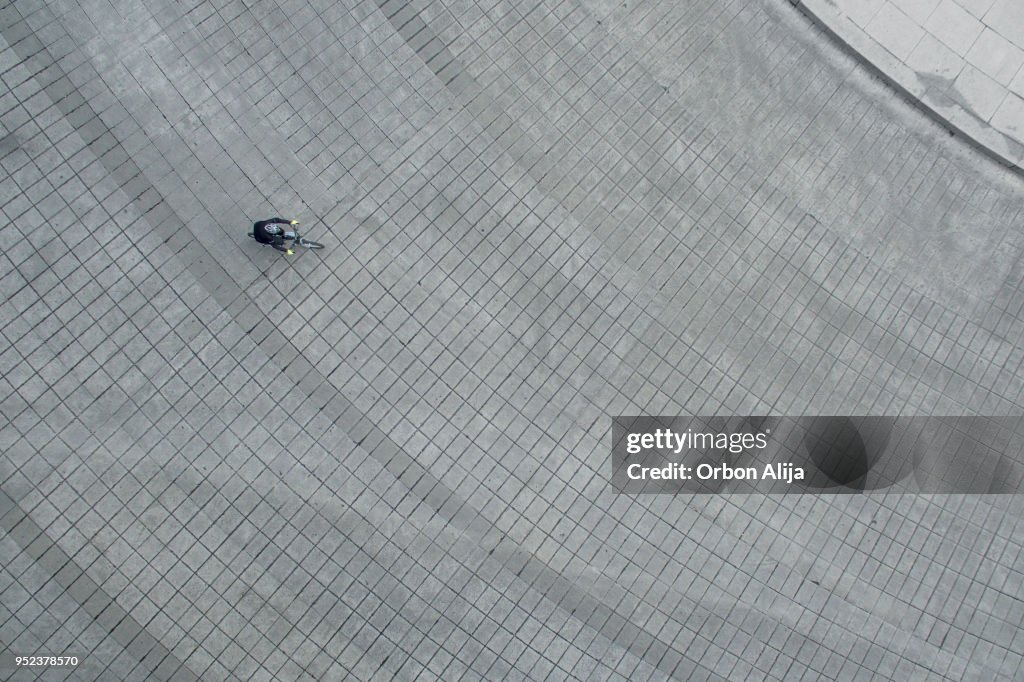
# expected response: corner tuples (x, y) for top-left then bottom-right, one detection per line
(252, 217), (300, 253)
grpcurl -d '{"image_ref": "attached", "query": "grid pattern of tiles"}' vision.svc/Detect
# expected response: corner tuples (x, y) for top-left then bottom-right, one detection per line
(2, 0), (1024, 679)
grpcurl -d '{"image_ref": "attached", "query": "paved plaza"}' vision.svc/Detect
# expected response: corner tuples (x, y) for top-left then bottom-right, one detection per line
(2, 0), (1024, 679)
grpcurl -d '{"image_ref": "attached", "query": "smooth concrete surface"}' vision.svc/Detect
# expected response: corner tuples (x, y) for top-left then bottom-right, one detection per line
(2, 0), (1024, 679)
(796, 0), (1024, 170)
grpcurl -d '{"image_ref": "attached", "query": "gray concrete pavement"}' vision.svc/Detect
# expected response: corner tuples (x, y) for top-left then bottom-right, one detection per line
(2, 0), (1024, 679)
(796, 0), (1024, 170)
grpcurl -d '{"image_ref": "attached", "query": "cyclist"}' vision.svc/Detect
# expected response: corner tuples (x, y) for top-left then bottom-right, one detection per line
(252, 217), (300, 254)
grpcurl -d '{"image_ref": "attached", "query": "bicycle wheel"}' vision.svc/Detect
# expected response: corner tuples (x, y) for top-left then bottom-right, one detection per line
(299, 237), (324, 249)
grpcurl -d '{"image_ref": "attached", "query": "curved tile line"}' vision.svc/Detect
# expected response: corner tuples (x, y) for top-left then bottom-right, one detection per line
(0, 3), (718, 679)
(0, 12), (198, 682)
(0, 488), (197, 681)
(388, 0), (1024, 421)
(369, 0), (1024, 672)
(8, 2), (1015, 675)
(787, 0), (1024, 176)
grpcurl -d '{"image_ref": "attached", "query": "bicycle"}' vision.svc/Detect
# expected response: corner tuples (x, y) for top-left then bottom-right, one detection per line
(248, 231), (324, 251)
